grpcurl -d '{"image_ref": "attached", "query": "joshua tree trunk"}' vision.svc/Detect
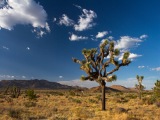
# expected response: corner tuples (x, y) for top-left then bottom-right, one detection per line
(101, 80), (106, 110)
(139, 91), (141, 100)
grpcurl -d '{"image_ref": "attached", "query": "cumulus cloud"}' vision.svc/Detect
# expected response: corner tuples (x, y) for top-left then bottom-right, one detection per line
(115, 36), (143, 50)
(112, 36), (145, 61)
(140, 34), (148, 39)
(69, 33), (88, 41)
(2, 46), (9, 50)
(138, 66), (145, 69)
(118, 53), (142, 61)
(0, 0), (50, 37)
(151, 67), (160, 72)
(129, 53), (142, 60)
(74, 8), (97, 31)
(22, 76), (26, 79)
(96, 31), (108, 38)
(26, 47), (30, 50)
(59, 76), (63, 79)
(0, 74), (27, 80)
(108, 36), (114, 40)
(53, 18), (57, 22)
(59, 14), (74, 26)
(58, 79), (98, 88)
(115, 36), (142, 49)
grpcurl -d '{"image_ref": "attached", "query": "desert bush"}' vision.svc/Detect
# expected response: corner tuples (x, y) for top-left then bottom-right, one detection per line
(4, 86), (21, 98)
(113, 97), (129, 103)
(153, 80), (160, 98)
(125, 93), (137, 99)
(8, 108), (21, 119)
(155, 101), (160, 108)
(49, 91), (64, 96)
(73, 107), (95, 119)
(68, 90), (81, 96)
(95, 94), (101, 101)
(68, 97), (81, 103)
(88, 98), (98, 103)
(142, 96), (156, 105)
(24, 101), (36, 107)
(25, 89), (37, 100)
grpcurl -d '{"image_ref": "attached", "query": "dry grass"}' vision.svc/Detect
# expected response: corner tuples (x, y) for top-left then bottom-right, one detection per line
(0, 90), (159, 120)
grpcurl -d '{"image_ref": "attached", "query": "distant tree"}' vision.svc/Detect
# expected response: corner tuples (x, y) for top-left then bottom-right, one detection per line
(72, 40), (131, 110)
(153, 80), (160, 98)
(135, 75), (145, 100)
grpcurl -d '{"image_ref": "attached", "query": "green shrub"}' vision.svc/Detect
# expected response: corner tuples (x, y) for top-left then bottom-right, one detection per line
(153, 80), (160, 98)
(24, 101), (36, 107)
(68, 97), (81, 103)
(142, 96), (156, 105)
(88, 99), (98, 103)
(125, 93), (137, 99)
(25, 89), (37, 100)
(8, 108), (21, 119)
(49, 91), (64, 96)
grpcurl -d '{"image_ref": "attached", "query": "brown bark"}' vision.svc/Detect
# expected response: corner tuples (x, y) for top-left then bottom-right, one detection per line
(101, 80), (106, 110)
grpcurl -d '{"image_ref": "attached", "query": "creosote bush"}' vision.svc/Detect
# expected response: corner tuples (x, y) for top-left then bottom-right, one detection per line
(4, 86), (21, 98)
(153, 80), (160, 98)
(25, 89), (37, 100)
(8, 108), (21, 119)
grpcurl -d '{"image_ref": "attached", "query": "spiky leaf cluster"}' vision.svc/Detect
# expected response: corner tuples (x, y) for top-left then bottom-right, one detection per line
(153, 80), (160, 98)
(72, 39), (131, 86)
(135, 75), (145, 90)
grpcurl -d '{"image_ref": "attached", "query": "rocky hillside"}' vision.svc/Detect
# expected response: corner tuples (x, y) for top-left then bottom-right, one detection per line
(0, 79), (79, 90)
(90, 85), (137, 92)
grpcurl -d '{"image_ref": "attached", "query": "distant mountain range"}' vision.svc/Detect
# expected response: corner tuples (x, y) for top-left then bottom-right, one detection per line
(0, 79), (79, 90)
(0, 79), (137, 92)
(90, 85), (137, 92)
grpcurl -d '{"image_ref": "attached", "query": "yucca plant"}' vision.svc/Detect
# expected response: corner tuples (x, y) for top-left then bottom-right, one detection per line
(135, 75), (145, 100)
(153, 80), (160, 98)
(72, 39), (131, 110)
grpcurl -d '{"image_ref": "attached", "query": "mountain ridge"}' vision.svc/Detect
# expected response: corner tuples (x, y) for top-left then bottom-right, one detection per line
(0, 79), (81, 90)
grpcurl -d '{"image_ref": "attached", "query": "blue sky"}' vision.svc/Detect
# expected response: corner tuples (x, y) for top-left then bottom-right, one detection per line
(0, 0), (160, 89)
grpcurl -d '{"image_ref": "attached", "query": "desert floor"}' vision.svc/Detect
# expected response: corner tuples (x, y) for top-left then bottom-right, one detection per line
(0, 89), (159, 120)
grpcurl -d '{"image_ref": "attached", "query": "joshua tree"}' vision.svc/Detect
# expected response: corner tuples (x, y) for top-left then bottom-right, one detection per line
(153, 80), (160, 98)
(72, 40), (131, 110)
(135, 75), (145, 100)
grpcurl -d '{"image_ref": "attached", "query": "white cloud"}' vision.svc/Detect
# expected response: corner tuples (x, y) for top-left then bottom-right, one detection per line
(118, 53), (142, 61)
(115, 36), (143, 50)
(0, 74), (28, 80)
(140, 34), (148, 39)
(151, 67), (160, 72)
(96, 31), (108, 38)
(74, 8), (97, 31)
(69, 33), (88, 41)
(22, 76), (26, 79)
(0, 0), (50, 37)
(73, 4), (82, 9)
(59, 76), (63, 79)
(53, 18), (57, 22)
(108, 36), (114, 40)
(59, 14), (74, 26)
(129, 53), (142, 60)
(58, 79), (98, 88)
(26, 47), (30, 50)
(138, 66), (145, 69)
(2, 46), (9, 50)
